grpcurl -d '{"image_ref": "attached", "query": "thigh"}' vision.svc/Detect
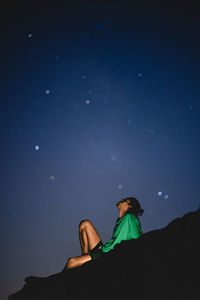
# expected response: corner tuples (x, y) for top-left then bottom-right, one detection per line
(84, 220), (102, 251)
(69, 254), (92, 269)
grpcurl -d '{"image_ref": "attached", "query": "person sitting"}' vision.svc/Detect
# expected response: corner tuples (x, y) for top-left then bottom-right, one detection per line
(65, 197), (144, 269)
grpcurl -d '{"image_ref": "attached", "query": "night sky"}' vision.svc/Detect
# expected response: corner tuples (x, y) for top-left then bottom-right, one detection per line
(1, 1), (200, 298)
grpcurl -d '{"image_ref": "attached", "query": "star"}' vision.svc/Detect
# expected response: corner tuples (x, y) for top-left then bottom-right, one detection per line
(157, 191), (162, 196)
(118, 184), (123, 190)
(137, 72), (143, 77)
(148, 129), (155, 134)
(96, 24), (104, 29)
(111, 152), (120, 162)
(85, 100), (91, 104)
(45, 90), (50, 94)
(111, 155), (117, 161)
(128, 120), (133, 125)
(35, 145), (39, 151)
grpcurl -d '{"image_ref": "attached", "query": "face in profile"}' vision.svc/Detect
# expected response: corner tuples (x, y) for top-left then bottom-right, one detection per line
(116, 199), (132, 210)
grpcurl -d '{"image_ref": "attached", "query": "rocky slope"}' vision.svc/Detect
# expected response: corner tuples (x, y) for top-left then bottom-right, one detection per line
(8, 208), (200, 300)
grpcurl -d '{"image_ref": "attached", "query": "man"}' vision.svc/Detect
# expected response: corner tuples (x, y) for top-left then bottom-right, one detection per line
(65, 197), (144, 269)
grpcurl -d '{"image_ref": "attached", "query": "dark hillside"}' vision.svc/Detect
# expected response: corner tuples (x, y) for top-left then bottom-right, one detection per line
(8, 209), (200, 300)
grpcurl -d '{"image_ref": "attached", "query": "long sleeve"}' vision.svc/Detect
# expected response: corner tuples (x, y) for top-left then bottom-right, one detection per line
(101, 213), (143, 253)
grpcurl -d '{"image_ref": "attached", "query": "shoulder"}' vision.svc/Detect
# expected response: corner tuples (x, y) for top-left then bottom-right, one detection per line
(122, 213), (135, 221)
(120, 213), (138, 223)
(125, 212), (136, 218)
(125, 213), (139, 223)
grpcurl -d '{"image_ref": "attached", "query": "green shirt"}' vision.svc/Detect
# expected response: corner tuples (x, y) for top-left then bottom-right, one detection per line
(90, 213), (143, 259)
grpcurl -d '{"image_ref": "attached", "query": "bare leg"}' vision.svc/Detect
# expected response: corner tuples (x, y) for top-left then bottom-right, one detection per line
(64, 219), (102, 270)
(78, 219), (101, 254)
(79, 228), (89, 254)
(66, 254), (92, 269)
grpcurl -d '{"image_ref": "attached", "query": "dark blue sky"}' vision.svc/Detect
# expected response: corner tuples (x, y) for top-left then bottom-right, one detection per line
(1, 1), (200, 298)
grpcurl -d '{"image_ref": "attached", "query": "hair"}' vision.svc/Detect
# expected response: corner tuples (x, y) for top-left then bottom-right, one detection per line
(124, 197), (144, 217)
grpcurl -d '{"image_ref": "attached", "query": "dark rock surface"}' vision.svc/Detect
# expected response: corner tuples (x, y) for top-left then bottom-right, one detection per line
(8, 209), (200, 300)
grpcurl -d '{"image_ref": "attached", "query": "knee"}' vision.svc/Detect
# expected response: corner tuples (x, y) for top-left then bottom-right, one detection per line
(78, 219), (91, 231)
(66, 257), (75, 269)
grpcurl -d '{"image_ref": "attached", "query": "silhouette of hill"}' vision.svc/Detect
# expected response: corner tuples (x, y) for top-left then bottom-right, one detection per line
(8, 209), (200, 300)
